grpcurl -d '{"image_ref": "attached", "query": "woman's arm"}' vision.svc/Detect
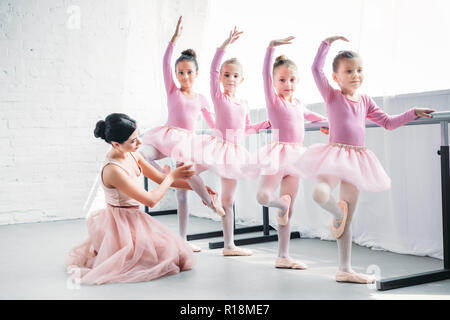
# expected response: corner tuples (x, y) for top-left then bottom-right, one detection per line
(135, 152), (193, 190)
(103, 164), (191, 208)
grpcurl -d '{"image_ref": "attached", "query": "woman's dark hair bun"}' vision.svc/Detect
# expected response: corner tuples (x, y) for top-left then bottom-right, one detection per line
(93, 113), (137, 144)
(181, 49), (196, 59)
(94, 120), (106, 140)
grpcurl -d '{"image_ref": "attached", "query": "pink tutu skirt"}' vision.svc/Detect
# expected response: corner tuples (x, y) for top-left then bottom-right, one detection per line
(65, 204), (195, 285)
(142, 125), (198, 163)
(298, 142), (391, 192)
(257, 142), (307, 176)
(192, 134), (260, 180)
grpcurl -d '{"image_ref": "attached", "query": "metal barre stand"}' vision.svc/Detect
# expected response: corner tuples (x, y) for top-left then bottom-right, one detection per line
(143, 177), (177, 216)
(187, 205), (300, 249)
(375, 112), (450, 290)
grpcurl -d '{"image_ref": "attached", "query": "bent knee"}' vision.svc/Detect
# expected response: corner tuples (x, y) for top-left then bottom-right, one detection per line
(312, 183), (331, 204)
(256, 191), (270, 205)
(221, 196), (234, 208)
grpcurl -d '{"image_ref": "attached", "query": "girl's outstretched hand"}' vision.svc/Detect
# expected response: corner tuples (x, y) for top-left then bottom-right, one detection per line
(170, 16), (183, 43)
(220, 26), (243, 50)
(414, 108), (436, 118)
(324, 36), (349, 45)
(269, 36), (295, 48)
(320, 127), (329, 135)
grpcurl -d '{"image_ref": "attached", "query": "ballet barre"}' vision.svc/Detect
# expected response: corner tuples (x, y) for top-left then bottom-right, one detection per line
(376, 110), (450, 291)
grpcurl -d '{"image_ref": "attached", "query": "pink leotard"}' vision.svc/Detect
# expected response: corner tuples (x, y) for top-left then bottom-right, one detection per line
(164, 42), (215, 130)
(312, 41), (418, 146)
(210, 48), (270, 144)
(263, 46), (327, 143)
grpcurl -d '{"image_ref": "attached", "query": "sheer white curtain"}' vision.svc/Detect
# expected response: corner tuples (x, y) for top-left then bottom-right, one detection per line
(188, 0), (450, 260)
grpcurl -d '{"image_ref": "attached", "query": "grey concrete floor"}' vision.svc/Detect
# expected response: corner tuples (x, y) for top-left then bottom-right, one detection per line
(0, 214), (449, 300)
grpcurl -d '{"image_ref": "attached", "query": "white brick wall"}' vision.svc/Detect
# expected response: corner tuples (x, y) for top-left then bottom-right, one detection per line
(0, 0), (209, 225)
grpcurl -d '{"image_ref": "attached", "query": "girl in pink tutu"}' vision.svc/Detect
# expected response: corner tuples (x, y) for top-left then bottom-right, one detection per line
(299, 36), (435, 283)
(256, 36), (327, 269)
(66, 113), (197, 285)
(141, 17), (225, 251)
(196, 27), (271, 256)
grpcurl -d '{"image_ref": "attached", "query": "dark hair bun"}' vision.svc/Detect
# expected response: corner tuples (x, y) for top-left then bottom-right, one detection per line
(275, 55), (288, 62)
(181, 49), (196, 59)
(94, 120), (106, 140)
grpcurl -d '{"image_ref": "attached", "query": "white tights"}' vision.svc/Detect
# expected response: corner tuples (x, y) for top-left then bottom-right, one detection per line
(220, 177), (238, 249)
(256, 173), (300, 258)
(313, 178), (359, 272)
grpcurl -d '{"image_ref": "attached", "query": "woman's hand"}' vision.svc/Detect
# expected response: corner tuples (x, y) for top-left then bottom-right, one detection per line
(202, 186), (217, 207)
(324, 36), (349, 45)
(220, 26), (243, 50)
(170, 16), (183, 43)
(269, 36), (295, 48)
(206, 186), (217, 195)
(166, 163), (195, 180)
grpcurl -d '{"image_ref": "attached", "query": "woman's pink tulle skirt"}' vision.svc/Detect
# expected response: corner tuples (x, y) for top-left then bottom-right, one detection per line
(65, 205), (195, 285)
(257, 142), (307, 177)
(142, 125), (198, 163)
(192, 134), (260, 180)
(298, 143), (391, 192)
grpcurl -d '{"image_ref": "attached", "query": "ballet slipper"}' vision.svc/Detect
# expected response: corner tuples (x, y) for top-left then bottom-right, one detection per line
(275, 257), (307, 270)
(222, 247), (253, 256)
(335, 270), (376, 284)
(210, 193), (226, 217)
(188, 242), (201, 252)
(330, 200), (349, 239)
(276, 195), (291, 226)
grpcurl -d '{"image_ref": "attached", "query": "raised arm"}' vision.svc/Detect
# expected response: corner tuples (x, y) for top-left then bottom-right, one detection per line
(211, 28), (243, 101)
(210, 48), (225, 102)
(263, 46), (277, 105)
(163, 16), (183, 95)
(312, 36), (349, 103)
(264, 37), (295, 105)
